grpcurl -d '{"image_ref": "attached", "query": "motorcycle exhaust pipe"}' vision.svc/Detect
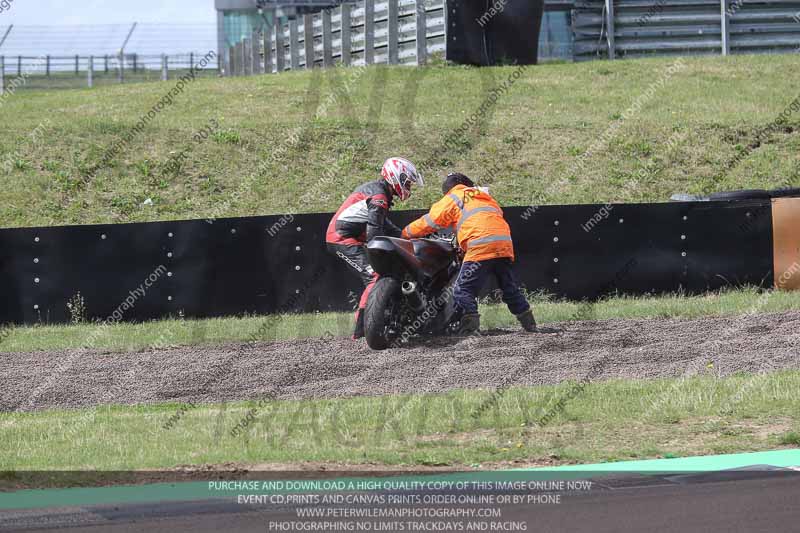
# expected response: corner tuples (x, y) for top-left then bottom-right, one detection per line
(401, 281), (424, 311)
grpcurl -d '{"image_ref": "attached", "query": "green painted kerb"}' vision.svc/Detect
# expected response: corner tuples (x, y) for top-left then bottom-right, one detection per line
(2, 449), (798, 511)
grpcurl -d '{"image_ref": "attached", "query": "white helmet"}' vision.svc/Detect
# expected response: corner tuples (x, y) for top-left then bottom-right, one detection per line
(381, 157), (423, 201)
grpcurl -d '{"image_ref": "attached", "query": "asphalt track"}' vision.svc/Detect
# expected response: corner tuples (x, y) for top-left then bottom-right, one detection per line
(2, 470), (799, 532)
(3, 310), (800, 412)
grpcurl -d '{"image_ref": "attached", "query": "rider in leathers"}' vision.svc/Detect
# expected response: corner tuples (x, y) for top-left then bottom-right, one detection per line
(326, 157), (424, 339)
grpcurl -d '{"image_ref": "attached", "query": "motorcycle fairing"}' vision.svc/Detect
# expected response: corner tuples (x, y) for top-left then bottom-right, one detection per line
(366, 237), (456, 279)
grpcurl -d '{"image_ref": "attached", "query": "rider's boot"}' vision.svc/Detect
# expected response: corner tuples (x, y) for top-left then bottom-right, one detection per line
(352, 308), (365, 340)
(516, 309), (537, 332)
(458, 313), (481, 335)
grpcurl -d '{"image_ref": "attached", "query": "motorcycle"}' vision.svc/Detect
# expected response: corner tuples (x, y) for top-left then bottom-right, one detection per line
(363, 234), (462, 350)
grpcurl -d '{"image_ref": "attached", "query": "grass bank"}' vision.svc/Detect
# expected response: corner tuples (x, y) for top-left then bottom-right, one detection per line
(2, 286), (798, 353)
(1, 55), (799, 229)
(2, 371), (799, 470)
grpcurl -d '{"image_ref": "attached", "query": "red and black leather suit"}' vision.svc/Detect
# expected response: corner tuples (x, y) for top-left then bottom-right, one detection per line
(325, 180), (402, 336)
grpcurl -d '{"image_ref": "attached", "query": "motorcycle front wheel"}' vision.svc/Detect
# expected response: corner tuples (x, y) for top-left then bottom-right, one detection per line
(364, 277), (403, 350)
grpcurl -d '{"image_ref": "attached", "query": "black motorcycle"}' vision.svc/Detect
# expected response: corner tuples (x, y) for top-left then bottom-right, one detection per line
(363, 235), (462, 350)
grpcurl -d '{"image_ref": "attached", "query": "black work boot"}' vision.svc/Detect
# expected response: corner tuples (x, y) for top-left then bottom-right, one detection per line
(458, 313), (481, 335)
(516, 309), (537, 332)
(352, 309), (365, 340)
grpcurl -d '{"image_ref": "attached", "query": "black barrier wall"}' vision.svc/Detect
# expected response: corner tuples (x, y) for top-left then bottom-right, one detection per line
(446, 0), (545, 66)
(0, 200), (773, 325)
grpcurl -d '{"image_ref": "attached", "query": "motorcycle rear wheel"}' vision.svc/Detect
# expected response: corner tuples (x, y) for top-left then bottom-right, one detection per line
(364, 277), (402, 350)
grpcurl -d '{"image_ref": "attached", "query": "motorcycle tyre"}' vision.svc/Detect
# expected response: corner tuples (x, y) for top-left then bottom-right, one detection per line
(365, 277), (402, 351)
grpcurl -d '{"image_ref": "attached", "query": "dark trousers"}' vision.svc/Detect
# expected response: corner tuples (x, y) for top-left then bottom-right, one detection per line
(327, 243), (377, 310)
(453, 259), (530, 316)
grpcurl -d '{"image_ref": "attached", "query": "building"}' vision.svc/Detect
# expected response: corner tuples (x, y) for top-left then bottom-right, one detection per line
(216, 0), (349, 58)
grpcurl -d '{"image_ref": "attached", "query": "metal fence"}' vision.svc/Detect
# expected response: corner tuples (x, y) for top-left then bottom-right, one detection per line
(0, 52), (218, 92)
(574, 0), (800, 60)
(0, 23), (218, 60)
(223, 0), (445, 75)
(0, 22), (219, 91)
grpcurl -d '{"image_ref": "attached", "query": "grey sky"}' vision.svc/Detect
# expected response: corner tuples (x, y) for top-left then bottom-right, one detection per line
(0, 1), (218, 57)
(2, 0), (216, 25)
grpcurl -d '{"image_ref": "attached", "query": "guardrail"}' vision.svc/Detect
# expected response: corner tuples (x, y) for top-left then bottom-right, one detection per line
(224, 0), (445, 75)
(574, 0), (800, 60)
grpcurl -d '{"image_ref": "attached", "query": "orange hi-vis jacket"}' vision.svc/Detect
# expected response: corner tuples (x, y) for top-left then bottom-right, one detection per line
(401, 184), (515, 262)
